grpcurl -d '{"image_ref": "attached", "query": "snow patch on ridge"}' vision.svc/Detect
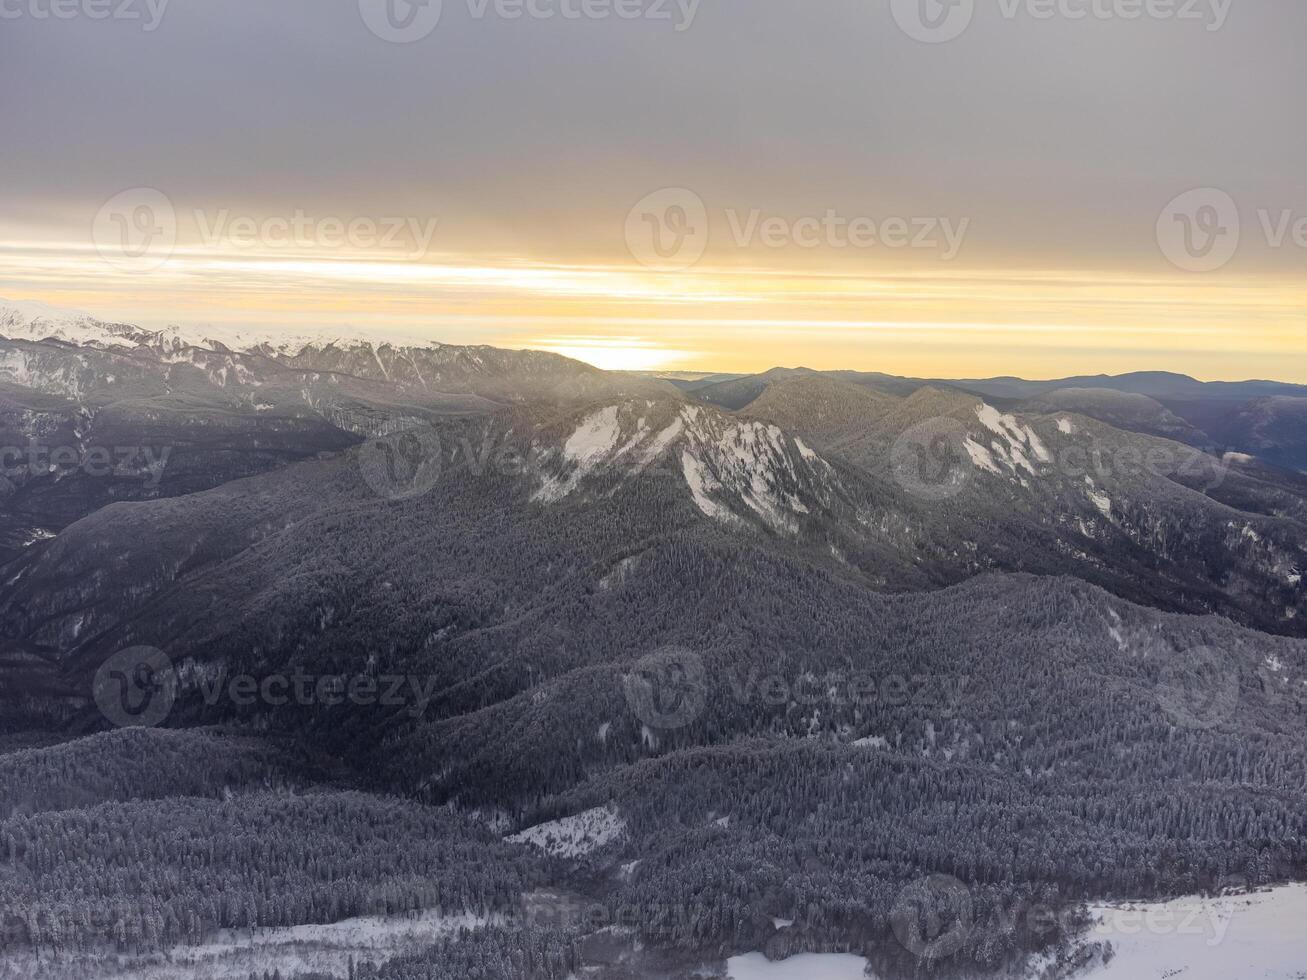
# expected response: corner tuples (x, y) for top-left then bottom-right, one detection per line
(563, 406), (623, 463)
(976, 403), (1027, 444)
(682, 450), (733, 523)
(507, 807), (627, 858)
(968, 404), (1052, 481)
(1024, 426), (1051, 462)
(642, 416), (684, 465)
(534, 402), (833, 535)
(676, 407), (824, 534)
(964, 437), (1002, 475)
(535, 405), (637, 501)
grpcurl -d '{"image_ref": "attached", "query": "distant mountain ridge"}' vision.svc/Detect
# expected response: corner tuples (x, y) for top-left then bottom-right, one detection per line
(640, 363), (1307, 474)
(0, 297), (424, 359)
(8, 300), (1303, 407)
(946, 370), (1307, 402)
(0, 298), (674, 412)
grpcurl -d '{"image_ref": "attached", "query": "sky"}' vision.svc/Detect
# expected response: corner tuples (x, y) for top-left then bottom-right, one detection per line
(2, 0), (1306, 380)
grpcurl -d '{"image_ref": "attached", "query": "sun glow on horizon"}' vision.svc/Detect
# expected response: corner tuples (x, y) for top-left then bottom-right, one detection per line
(5, 236), (1307, 383)
(529, 336), (700, 372)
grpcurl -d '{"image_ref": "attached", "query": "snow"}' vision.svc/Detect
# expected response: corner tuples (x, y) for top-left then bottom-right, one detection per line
(599, 555), (640, 590)
(976, 403), (1027, 444)
(1023, 426), (1051, 462)
(535, 405), (633, 501)
(0, 298), (88, 321)
(0, 298), (199, 353)
(506, 806), (627, 858)
(1057, 417), (1075, 434)
(968, 408), (1046, 479)
(794, 437), (818, 461)
(964, 437), (1002, 475)
(1089, 489), (1112, 517)
(3, 911), (502, 980)
(641, 416), (684, 465)
(726, 953), (872, 980)
(534, 403), (830, 535)
(564, 406), (623, 463)
(0, 299), (136, 349)
(2, 298), (537, 368)
(677, 408), (818, 534)
(190, 910), (494, 955)
(854, 735), (889, 749)
(976, 402), (1009, 436)
(1083, 885), (1307, 980)
(724, 887), (1307, 980)
(1009, 444), (1036, 475)
(682, 449), (733, 522)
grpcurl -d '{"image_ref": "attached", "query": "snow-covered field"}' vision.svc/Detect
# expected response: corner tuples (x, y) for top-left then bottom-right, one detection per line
(8, 886), (1304, 980)
(1084, 884), (1307, 979)
(726, 952), (872, 980)
(723, 886), (1307, 980)
(0, 910), (497, 980)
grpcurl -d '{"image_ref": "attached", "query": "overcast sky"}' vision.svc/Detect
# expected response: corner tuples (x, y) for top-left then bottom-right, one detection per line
(3, 0), (1305, 378)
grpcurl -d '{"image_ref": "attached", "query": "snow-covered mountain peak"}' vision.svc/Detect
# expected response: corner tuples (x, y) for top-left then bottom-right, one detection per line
(0, 298), (153, 350)
(0, 300), (439, 363)
(534, 401), (840, 535)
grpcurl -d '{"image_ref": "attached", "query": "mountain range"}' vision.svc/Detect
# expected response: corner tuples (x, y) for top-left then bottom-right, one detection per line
(2, 300), (1306, 980)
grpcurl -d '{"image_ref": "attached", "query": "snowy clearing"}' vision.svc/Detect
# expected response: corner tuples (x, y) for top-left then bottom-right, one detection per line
(726, 952), (872, 980)
(722, 886), (1307, 980)
(506, 806), (627, 858)
(0, 910), (497, 980)
(1082, 884), (1307, 979)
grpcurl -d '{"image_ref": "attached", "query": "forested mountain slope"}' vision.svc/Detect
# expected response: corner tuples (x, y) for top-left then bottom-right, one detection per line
(3, 318), (1307, 978)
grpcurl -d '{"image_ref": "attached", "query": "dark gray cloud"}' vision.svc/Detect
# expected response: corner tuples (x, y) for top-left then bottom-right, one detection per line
(2, 0), (1305, 270)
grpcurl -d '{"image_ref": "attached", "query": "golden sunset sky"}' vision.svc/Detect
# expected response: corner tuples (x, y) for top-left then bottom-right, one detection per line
(6, 233), (1306, 381)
